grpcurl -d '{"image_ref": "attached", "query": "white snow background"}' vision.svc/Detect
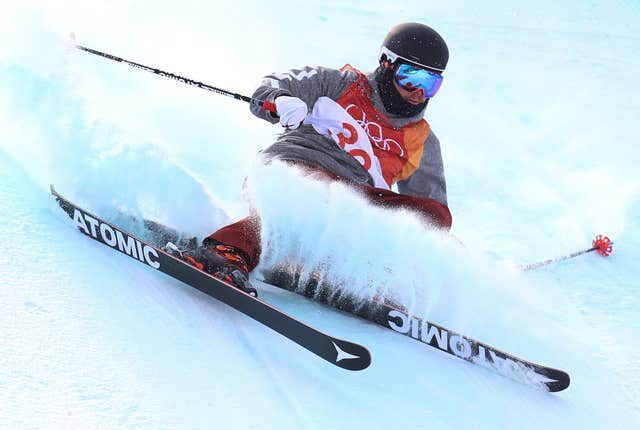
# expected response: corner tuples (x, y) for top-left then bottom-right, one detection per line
(1, 1), (639, 429)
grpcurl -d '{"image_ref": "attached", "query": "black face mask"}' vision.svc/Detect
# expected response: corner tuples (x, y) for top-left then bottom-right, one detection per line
(375, 66), (428, 117)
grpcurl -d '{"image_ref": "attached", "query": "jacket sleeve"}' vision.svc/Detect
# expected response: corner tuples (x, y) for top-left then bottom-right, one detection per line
(249, 66), (357, 123)
(397, 129), (448, 206)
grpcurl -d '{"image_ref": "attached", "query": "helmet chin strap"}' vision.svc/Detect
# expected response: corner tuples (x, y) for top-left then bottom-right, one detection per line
(375, 66), (428, 117)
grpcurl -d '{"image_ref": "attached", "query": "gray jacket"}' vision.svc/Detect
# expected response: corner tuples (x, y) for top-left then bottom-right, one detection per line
(249, 66), (448, 206)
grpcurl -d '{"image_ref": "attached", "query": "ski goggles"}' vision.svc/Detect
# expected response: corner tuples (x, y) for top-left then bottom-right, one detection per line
(394, 63), (444, 98)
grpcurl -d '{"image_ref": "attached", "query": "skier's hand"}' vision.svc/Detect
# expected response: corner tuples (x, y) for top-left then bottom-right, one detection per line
(274, 96), (308, 129)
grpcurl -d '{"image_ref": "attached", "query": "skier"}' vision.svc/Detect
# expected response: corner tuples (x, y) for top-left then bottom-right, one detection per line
(167, 22), (452, 297)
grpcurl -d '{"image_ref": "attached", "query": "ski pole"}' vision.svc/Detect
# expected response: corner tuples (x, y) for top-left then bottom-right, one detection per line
(74, 44), (277, 113)
(520, 234), (613, 271)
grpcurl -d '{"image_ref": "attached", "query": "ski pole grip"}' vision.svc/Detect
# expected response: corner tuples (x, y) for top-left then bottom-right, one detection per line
(262, 100), (277, 114)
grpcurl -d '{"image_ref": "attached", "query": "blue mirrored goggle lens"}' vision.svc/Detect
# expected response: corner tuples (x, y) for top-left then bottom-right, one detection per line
(394, 63), (443, 98)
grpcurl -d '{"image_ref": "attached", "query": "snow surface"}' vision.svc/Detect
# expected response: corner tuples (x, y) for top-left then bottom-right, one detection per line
(2, 1), (640, 428)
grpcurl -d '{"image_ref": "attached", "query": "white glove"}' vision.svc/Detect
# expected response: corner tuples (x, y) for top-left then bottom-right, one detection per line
(274, 96), (308, 129)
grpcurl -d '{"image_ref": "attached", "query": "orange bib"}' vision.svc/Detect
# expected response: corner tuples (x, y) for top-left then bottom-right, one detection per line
(337, 65), (430, 186)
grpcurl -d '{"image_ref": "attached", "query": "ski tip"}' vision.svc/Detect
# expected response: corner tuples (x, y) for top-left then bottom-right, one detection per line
(331, 339), (371, 371)
(544, 369), (571, 392)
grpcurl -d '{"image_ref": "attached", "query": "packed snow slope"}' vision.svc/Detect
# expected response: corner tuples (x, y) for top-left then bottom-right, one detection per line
(2, 1), (640, 429)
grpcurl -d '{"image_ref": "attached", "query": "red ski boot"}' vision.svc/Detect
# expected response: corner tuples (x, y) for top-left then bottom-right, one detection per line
(165, 242), (257, 297)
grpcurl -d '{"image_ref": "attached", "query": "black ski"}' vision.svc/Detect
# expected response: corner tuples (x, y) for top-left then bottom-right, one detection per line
(94, 207), (570, 392)
(50, 185), (370, 371)
(264, 268), (570, 392)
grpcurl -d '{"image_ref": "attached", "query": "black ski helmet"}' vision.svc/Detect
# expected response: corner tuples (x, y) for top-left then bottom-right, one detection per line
(380, 22), (449, 72)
